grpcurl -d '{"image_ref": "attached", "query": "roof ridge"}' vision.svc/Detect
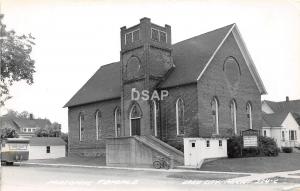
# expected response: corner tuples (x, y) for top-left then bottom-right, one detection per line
(172, 23), (235, 47)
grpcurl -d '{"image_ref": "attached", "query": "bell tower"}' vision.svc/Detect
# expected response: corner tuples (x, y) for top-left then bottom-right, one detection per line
(120, 17), (173, 137)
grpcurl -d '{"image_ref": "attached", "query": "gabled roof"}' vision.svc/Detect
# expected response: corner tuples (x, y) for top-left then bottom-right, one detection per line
(0, 115), (19, 130)
(262, 112), (288, 127)
(64, 62), (121, 107)
(13, 118), (50, 128)
(29, 137), (66, 146)
(65, 23), (267, 107)
(263, 100), (300, 113)
(159, 24), (235, 88)
(0, 115), (51, 130)
(292, 112), (300, 125)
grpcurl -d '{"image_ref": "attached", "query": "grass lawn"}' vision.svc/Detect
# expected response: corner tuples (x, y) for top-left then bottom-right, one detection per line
(26, 156), (106, 166)
(200, 153), (300, 173)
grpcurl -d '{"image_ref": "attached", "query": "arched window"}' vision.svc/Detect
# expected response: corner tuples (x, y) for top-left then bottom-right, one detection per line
(78, 113), (84, 141)
(114, 107), (121, 137)
(95, 110), (101, 140)
(230, 99), (237, 135)
(176, 98), (184, 135)
(246, 102), (252, 129)
(130, 103), (142, 136)
(152, 100), (158, 137)
(211, 97), (219, 135)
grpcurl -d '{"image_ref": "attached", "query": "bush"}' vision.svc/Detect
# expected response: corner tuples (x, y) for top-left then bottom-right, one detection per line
(282, 147), (293, 153)
(227, 136), (242, 158)
(227, 136), (279, 158)
(258, 136), (279, 156)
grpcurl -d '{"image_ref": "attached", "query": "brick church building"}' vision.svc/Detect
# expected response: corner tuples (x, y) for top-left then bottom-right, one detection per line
(64, 18), (266, 158)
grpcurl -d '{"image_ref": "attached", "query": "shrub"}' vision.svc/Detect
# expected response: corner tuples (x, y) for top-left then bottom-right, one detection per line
(227, 136), (242, 158)
(258, 136), (279, 156)
(227, 136), (278, 158)
(282, 147), (293, 153)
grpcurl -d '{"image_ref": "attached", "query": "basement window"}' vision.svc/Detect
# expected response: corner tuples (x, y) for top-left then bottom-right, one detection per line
(46, 146), (51, 154)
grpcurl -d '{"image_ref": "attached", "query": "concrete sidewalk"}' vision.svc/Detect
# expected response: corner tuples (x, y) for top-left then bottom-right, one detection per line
(21, 161), (251, 175)
(227, 169), (300, 183)
(20, 161), (300, 184)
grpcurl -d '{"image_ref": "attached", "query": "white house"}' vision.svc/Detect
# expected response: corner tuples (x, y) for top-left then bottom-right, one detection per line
(29, 137), (66, 159)
(262, 112), (300, 148)
(262, 98), (300, 148)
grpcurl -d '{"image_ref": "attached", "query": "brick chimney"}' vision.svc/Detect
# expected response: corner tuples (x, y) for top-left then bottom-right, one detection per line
(286, 96), (289, 102)
(29, 113), (34, 120)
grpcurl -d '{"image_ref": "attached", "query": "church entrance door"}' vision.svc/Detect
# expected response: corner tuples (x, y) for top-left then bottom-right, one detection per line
(131, 118), (141, 136)
(130, 103), (142, 136)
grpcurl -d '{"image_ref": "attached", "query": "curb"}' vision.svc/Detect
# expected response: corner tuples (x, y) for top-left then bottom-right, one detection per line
(21, 162), (252, 175)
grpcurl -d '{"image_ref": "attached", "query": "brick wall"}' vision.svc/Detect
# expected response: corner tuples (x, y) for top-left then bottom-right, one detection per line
(197, 32), (262, 137)
(160, 83), (199, 147)
(68, 98), (120, 156)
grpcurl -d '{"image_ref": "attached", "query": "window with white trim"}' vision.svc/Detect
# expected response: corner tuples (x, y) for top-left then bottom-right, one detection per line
(289, 130), (297, 141)
(114, 107), (121, 137)
(211, 97), (219, 135)
(79, 113), (84, 141)
(230, 99), (237, 135)
(151, 28), (167, 43)
(95, 110), (101, 140)
(246, 102), (252, 129)
(152, 100), (158, 137)
(125, 29), (140, 44)
(176, 98), (184, 135)
(263, 130), (267, 137)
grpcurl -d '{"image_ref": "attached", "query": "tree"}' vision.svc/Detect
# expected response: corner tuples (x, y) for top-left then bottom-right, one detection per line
(0, 14), (35, 106)
(6, 109), (32, 119)
(35, 122), (61, 137)
(0, 127), (19, 139)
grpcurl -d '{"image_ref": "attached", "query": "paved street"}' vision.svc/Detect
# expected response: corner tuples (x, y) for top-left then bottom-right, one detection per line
(1, 165), (300, 191)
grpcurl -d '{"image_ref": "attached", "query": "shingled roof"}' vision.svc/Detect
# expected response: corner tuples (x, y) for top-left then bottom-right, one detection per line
(0, 115), (51, 130)
(262, 112), (288, 127)
(263, 100), (300, 113)
(65, 23), (266, 108)
(158, 24), (234, 88)
(64, 62), (121, 107)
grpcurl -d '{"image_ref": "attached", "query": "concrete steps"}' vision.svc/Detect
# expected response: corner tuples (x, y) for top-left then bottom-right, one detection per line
(135, 135), (184, 167)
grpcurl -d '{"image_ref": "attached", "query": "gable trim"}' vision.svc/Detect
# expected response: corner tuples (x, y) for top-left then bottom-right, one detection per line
(262, 101), (275, 114)
(231, 26), (267, 95)
(196, 24), (236, 81)
(281, 112), (300, 127)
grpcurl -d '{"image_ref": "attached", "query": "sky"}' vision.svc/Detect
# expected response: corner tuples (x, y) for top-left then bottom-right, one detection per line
(0, 0), (300, 132)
